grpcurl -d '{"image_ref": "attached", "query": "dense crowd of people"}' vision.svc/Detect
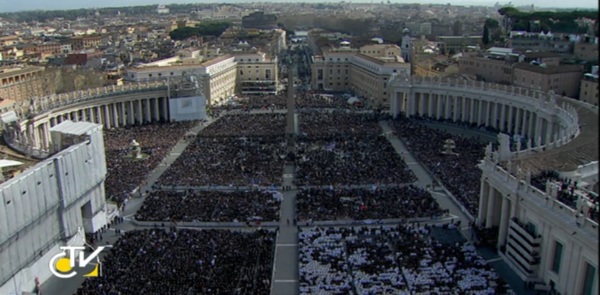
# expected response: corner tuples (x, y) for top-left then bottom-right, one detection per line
(299, 111), (382, 138)
(390, 117), (486, 216)
(135, 190), (281, 222)
(216, 91), (357, 110)
(76, 229), (275, 295)
(299, 225), (513, 295)
(199, 113), (286, 137)
(103, 121), (197, 205)
(294, 135), (416, 186)
(296, 186), (443, 221)
(531, 170), (599, 223)
(157, 136), (287, 186)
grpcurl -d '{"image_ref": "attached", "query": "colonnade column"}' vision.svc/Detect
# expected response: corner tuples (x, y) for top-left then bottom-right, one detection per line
(478, 100), (485, 126)
(95, 107), (102, 125)
(507, 106), (513, 134)
(470, 98), (476, 124)
(520, 110), (527, 137)
(136, 99), (143, 124)
(33, 124), (41, 149)
(436, 94), (443, 120)
(545, 121), (553, 145)
(500, 103), (506, 132)
(497, 196), (510, 249)
(492, 102), (499, 129)
(453, 96), (459, 121)
(153, 97), (160, 121)
(40, 122), (50, 149)
(120, 102), (127, 126)
(515, 109), (522, 135)
(163, 96), (169, 121)
(426, 94), (433, 117)
(485, 187), (495, 228)
(486, 101), (492, 127)
(528, 112), (536, 140)
(128, 100), (135, 125)
(113, 103), (119, 128)
(144, 99), (151, 123)
(390, 93), (399, 117)
(445, 95), (452, 118)
(535, 117), (543, 146)
(461, 97), (467, 122)
(104, 105), (111, 129)
(86, 108), (93, 123)
(477, 178), (489, 226)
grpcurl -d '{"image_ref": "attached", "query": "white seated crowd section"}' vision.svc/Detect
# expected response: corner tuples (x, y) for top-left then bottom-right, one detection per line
(299, 225), (514, 295)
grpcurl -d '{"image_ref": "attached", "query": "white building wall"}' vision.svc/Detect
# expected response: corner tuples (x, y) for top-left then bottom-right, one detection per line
(0, 122), (108, 294)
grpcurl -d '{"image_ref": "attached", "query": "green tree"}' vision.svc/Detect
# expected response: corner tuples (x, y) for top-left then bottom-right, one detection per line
(482, 25), (490, 47)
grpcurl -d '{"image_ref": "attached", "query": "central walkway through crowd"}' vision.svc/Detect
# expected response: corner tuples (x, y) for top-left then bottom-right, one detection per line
(41, 108), (530, 295)
(270, 164), (299, 295)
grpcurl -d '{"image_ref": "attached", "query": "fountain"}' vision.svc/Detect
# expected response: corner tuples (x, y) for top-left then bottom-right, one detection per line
(124, 139), (149, 160)
(440, 138), (459, 156)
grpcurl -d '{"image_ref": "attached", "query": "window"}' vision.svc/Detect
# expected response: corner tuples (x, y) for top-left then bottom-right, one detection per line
(551, 241), (563, 274)
(582, 263), (596, 295)
(240, 70), (243, 76)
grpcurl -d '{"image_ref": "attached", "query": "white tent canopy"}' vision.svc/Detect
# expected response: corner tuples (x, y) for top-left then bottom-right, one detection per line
(347, 97), (361, 105)
(0, 159), (23, 168)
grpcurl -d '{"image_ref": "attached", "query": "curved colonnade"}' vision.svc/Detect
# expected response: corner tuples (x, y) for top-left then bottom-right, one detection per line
(390, 76), (598, 294)
(1, 74), (597, 294)
(4, 82), (171, 158)
(389, 76), (580, 157)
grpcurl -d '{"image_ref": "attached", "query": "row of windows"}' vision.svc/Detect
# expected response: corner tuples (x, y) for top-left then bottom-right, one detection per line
(551, 240), (596, 295)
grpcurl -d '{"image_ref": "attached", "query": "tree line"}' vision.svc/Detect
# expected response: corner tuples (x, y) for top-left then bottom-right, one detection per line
(498, 7), (598, 34)
(168, 21), (233, 41)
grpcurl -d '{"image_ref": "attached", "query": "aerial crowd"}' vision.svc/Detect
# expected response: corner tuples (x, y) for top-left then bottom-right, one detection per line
(76, 92), (537, 294)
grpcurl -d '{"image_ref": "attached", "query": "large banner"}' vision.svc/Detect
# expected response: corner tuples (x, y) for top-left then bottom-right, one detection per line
(169, 96), (207, 122)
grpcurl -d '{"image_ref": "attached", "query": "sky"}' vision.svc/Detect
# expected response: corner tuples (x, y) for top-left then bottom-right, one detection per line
(0, 0), (597, 13)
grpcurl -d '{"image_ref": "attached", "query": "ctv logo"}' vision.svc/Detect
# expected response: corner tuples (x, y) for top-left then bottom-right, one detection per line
(48, 245), (111, 278)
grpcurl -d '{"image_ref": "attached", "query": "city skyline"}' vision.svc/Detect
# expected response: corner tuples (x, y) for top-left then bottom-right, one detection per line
(0, 0), (598, 14)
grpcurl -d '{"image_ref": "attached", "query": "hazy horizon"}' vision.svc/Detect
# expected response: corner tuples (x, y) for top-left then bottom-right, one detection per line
(0, 0), (597, 14)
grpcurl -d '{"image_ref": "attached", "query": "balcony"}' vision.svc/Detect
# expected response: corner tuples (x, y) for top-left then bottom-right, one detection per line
(506, 218), (542, 278)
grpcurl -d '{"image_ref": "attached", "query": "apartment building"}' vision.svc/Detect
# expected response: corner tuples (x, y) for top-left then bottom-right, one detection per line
(311, 46), (410, 107)
(70, 36), (102, 51)
(513, 63), (583, 97)
(233, 52), (278, 95)
(31, 42), (62, 60)
(0, 35), (19, 47)
(580, 67), (598, 105)
(507, 31), (573, 54)
(574, 41), (599, 63)
(126, 52), (280, 105)
(0, 66), (54, 103)
(359, 44), (402, 61)
(458, 51), (514, 84)
(437, 35), (482, 54)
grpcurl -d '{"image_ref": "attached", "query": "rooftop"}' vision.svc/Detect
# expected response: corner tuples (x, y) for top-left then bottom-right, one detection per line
(511, 99), (598, 174)
(49, 120), (100, 136)
(513, 63), (583, 74)
(0, 66), (45, 78)
(201, 54), (234, 67)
